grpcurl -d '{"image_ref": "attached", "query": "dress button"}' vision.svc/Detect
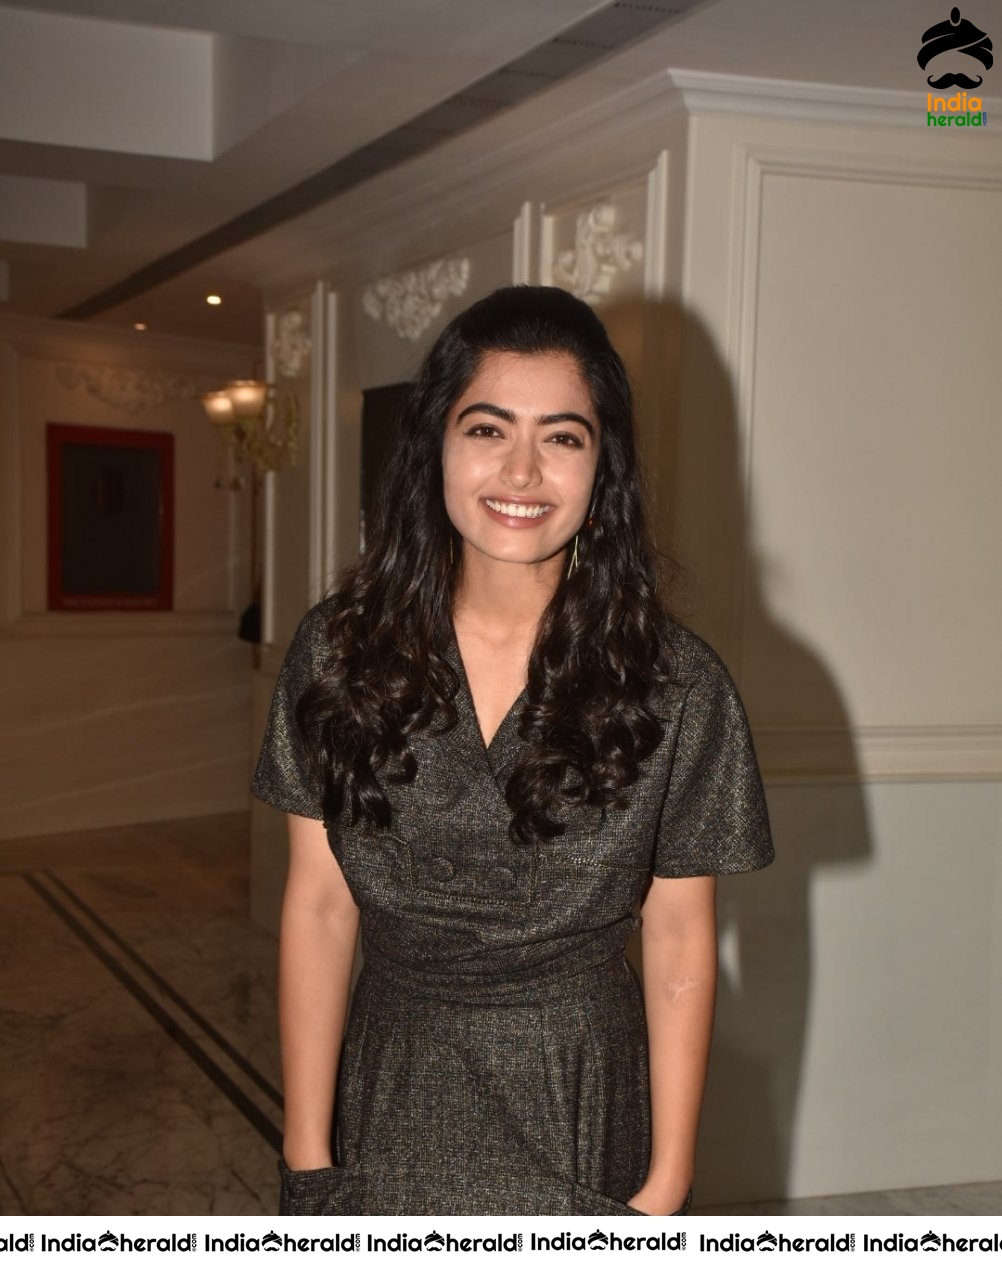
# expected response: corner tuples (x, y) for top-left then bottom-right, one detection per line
(428, 856), (455, 881)
(495, 865), (516, 890)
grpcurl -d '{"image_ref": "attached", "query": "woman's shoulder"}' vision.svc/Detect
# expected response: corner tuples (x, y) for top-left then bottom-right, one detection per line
(286, 592), (342, 651)
(661, 615), (737, 694)
(274, 594), (343, 690)
(297, 592), (340, 632)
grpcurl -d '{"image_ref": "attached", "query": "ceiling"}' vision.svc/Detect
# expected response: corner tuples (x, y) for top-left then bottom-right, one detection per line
(0, 0), (991, 343)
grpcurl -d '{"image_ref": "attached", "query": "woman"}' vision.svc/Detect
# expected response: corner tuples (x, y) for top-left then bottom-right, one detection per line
(252, 285), (773, 1216)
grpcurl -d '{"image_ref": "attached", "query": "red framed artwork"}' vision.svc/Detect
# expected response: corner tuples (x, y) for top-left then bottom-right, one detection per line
(46, 423), (174, 611)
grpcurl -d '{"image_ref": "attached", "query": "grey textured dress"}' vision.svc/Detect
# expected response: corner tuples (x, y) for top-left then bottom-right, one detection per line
(252, 598), (774, 1216)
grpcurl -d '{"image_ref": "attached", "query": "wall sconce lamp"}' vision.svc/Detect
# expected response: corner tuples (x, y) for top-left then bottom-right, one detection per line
(200, 379), (299, 490)
(199, 379), (300, 651)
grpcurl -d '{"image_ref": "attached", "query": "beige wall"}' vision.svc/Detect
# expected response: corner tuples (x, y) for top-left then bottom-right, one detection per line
(0, 314), (258, 839)
(679, 113), (1002, 776)
(675, 111), (1002, 1200)
(251, 76), (1002, 1199)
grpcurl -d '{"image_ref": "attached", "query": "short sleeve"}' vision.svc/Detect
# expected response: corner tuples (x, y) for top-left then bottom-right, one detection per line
(653, 634), (774, 878)
(251, 602), (332, 820)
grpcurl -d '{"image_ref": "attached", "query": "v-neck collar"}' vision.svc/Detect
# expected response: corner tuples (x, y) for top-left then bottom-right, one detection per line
(441, 630), (528, 780)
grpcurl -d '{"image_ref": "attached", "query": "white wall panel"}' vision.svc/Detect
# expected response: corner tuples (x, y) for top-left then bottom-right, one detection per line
(747, 171), (1002, 736)
(681, 116), (1002, 780)
(678, 110), (1002, 1201)
(699, 778), (1002, 1202)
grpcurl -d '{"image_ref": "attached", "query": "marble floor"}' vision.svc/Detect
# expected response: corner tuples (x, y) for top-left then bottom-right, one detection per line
(0, 814), (998, 1217)
(0, 814), (280, 1215)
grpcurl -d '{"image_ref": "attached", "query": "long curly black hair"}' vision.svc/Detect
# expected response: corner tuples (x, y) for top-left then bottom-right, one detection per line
(299, 285), (681, 846)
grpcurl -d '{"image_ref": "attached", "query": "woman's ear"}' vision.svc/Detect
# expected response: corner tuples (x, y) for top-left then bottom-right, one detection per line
(585, 485), (599, 527)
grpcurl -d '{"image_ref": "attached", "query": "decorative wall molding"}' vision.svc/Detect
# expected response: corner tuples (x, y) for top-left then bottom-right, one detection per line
(307, 282), (327, 607)
(54, 362), (197, 413)
(361, 257), (470, 341)
(720, 143), (1002, 780)
(250, 62), (1002, 294)
(271, 308), (311, 378)
(643, 151), (670, 300)
(321, 288), (339, 594)
(551, 204), (643, 304)
(668, 69), (1002, 130)
(719, 141), (1002, 666)
(757, 724), (1002, 784)
(511, 201), (537, 286)
(727, 143), (1002, 672)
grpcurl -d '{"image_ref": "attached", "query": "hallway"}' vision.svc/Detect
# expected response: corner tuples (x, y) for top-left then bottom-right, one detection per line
(0, 815), (279, 1214)
(1, 815), (997, 1216)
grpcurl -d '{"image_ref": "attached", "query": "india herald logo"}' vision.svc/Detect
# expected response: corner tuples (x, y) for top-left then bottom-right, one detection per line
(917, 7), (993, 89)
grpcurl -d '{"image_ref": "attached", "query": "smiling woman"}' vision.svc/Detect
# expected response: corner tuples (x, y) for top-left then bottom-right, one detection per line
(442, 350), (599, 572)
(251, 285), (774, 1216)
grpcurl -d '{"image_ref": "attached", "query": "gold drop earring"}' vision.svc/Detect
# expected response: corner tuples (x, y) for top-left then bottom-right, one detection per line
(566, 533), (579, 578)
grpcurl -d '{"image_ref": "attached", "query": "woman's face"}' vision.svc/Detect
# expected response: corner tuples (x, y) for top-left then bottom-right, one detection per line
(441, 350), (600, 571)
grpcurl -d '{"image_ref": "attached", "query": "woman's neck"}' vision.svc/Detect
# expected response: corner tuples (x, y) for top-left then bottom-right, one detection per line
(452, 547), (564, 645)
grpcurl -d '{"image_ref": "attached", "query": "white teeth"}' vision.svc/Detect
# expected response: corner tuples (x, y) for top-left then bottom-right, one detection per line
(485, 499), (552, 519)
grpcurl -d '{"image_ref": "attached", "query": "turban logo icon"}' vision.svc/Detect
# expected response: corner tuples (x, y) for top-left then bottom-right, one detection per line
(917, 7), (993, 89)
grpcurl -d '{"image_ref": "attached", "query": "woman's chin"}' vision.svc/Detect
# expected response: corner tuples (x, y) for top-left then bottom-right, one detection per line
(462, 541), (567, 570)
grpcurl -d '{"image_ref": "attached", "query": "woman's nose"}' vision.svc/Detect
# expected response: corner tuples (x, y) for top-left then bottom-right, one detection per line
(501, 435), (541, 487)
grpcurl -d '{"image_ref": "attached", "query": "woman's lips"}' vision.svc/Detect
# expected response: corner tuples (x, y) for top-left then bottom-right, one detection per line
(481, 497), (555, 526)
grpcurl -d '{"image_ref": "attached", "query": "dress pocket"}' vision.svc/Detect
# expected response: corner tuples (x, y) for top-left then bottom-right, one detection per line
(571, 1182), (692, 1216)
(572, 1182), (648, 1216)
(277, 1156), (351, 1216)
(672, 1188), (693, 1215)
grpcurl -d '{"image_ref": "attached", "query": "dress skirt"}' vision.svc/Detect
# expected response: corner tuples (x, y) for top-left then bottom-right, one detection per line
(279, 946), (653, 1216)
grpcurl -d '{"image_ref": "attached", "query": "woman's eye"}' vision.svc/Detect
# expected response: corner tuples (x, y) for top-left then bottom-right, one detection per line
(466, 424), (500, 437)
(548, 432), (584, 448)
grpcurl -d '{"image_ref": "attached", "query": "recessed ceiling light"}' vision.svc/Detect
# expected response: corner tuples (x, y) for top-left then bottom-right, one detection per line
(133, 321), (147, 331)
(206, 294), (222, 306)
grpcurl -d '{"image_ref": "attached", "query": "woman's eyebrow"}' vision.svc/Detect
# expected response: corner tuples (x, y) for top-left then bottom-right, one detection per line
(456, 402), (516, 424)
(456, 401), (595, 438)
(540, 411), (595, 438)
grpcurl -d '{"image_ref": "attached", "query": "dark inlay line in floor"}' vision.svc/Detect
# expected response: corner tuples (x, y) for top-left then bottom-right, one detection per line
(44, 869), (283, 1111)
(23, 873), (282, 1154)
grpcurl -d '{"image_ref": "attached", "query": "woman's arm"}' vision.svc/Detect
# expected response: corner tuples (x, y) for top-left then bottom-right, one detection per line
(628, 874), (718, 1215)
(279, 813), (360, 1170)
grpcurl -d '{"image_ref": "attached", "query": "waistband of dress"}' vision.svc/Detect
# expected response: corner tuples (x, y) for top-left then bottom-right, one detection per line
(358, 918), (639, 1005)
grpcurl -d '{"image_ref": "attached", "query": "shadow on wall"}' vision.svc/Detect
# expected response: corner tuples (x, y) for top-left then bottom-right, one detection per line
(606, 296), (871, 1206)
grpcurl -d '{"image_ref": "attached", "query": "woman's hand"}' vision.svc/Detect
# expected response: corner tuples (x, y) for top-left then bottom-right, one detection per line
(627, 1176), (692, 1215)
(281, 1146), (335, 1172)
(279, 814), (360, 1174)
(636, 874), (717, 1216)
